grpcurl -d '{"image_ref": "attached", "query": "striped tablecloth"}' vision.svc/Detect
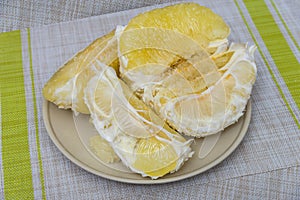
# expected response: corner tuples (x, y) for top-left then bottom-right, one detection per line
(0, 0), (299, 199)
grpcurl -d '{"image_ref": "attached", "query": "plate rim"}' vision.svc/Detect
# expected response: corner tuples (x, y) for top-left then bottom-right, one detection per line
(43, 99), (252, 184)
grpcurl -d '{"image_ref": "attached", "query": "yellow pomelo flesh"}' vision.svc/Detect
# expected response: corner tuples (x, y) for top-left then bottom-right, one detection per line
(124, 3), (230, 46)
(84, 67), (192, 179)
(119, 28), (221, 90)
(164, 56), (256, 137)
(119, 3), (230, 72)
(124, 49), (180, 71)
(42, 30), (118, 113)
(133, 137), (178, 177)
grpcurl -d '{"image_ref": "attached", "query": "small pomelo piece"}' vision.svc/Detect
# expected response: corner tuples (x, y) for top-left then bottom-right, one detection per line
(89, 135), (120, 163)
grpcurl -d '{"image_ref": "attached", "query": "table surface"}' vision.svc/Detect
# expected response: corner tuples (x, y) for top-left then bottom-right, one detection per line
(1, 0), (299, 199)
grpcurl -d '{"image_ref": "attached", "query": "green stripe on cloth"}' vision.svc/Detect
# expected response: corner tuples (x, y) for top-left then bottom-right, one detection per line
(27, 28), (47, 200)
(243, 0), (300, 111)
(234, 0), (300, 128)
(270, 0), (300, 52)
(0, 31), (34, 199)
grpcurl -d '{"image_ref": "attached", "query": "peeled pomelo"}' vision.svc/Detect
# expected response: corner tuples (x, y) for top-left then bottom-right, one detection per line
(42, 3), (257, 178)
(84, 64), (193, 179)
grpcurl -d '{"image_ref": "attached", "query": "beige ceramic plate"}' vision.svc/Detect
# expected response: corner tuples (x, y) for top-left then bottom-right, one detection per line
(43, 100), (251, 184)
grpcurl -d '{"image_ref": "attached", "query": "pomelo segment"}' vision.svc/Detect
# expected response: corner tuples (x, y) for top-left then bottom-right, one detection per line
(118, 3), (230, 84)
(43, 30), (118, 114)
(84, 64), (193, 179)
(162, 44), (257, 137)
